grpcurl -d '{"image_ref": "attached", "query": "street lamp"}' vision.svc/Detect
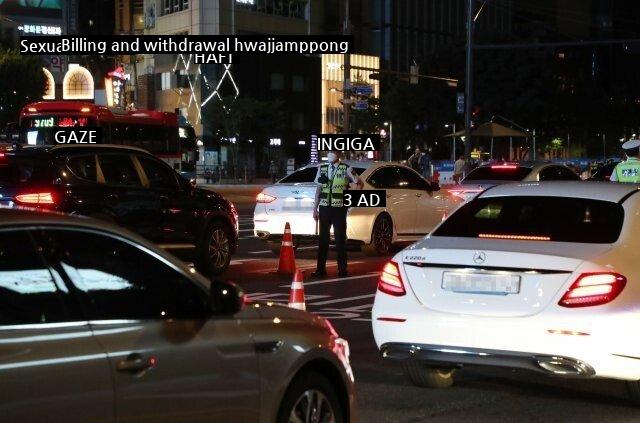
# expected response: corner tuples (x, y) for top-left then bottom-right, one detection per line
(445, 123), (456, 161)
(384, 121), (393, 161)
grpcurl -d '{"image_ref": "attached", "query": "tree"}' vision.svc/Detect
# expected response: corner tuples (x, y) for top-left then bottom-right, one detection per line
(0, 50), (46, 129)
(204, 96), (286, 178)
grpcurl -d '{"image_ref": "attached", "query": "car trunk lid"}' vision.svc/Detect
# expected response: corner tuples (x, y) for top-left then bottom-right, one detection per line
(401, 237), (613, 317)
(261, 183), (319, 214)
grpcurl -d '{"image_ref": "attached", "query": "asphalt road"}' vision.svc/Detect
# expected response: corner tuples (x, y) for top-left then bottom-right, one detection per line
(223, 204), (640, 422)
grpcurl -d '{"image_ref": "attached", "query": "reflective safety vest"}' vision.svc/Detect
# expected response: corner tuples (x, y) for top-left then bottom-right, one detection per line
(319, 163), (349, 207)
(614, 158), (640, 183)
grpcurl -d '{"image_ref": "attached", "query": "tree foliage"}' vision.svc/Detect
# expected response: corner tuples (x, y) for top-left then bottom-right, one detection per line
(0, 50), (46, 129)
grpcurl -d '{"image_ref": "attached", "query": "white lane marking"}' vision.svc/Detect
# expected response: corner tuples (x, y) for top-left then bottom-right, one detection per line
(312, 294), (376, 306)
(248, 250), (272, 254)
(279, 273), (377, 288)
(352, 318), (372, 322)
(249, 260), (366, 274)
(231, 258), (264, 264)
(245, 293), (330, 302)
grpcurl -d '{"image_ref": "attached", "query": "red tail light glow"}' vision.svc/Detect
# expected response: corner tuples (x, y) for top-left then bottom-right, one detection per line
(559, 272), (626, 308)
(491, 164), (518, 169)
(479, 233), (551, 241)
(256, 192), (276, 203)
(15, 192), (55, 205)
(378, 261), (406, 296)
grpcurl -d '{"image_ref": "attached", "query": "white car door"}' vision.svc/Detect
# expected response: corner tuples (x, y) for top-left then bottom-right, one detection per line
(395, 167), (443, 235)
(367, 166), (417, 236)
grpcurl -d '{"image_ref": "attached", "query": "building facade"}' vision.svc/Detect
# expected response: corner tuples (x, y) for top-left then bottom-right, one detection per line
(136, 0), (327, 176)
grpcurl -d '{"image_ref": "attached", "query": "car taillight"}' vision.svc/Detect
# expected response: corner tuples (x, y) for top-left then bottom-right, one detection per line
(15, 192), (56, 205)
(256, 192), (276, 203)
(378, 261), (405, 296)
(559, 272), (626, 308)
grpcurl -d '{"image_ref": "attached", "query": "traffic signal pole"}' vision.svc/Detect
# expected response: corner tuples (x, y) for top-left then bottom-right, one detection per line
(464, 0), (474, 169)
(343, 0), (350, 135)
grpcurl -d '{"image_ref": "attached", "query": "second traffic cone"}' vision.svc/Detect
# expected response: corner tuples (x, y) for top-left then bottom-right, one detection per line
(288, 270), (306, 310)
(277, 222), (296, 275)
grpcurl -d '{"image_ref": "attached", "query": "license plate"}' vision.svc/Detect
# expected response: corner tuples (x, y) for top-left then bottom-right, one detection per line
(442, 272), (520, 295)
(282, 198), (314, 211)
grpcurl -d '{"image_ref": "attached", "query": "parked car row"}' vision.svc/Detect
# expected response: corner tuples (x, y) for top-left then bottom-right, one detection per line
(254, 160), (583, 254)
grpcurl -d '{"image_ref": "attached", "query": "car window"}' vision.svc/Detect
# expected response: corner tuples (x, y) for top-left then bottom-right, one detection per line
(279, 167), (318, 183)
(558, 167), (581, 180)
(137, 155), (179, 189)
(434, 196), (624, 243)
(0, 155), (51, 186)
(45, 229), (210, 320)
(464, 166), (531, 181)
(97, 154), (141, 186)
(368, 166), (401, 188)
(0, 230), (74, 325)
(397, 167), (429, 190)
(66, 154), (97, 182)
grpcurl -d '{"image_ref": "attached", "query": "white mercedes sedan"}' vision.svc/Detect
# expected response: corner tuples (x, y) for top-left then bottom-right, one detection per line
(254, 161), (462, 255)
(372, 181), (640, 402)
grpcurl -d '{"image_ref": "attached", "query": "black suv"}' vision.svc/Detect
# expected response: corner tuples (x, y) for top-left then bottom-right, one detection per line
(0, 144), (238, 274)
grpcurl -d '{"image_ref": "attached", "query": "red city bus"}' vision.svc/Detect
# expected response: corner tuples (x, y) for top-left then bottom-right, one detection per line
(19, 101), (182, 170)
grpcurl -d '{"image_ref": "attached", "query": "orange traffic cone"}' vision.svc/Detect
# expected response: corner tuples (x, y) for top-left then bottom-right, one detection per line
(277, 222), (296, 275)
(288, 270), (306, 310)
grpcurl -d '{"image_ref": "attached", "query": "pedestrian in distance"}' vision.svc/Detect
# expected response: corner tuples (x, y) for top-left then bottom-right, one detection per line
(453, 155), (466, 184)
(269, 160), (278, 183)
(311, 151), (364, 278)
(610, 139), (640, 183)
(420, 147), (432, 181)
(203, 167), (212, 184)
(408, 147), (422, 173)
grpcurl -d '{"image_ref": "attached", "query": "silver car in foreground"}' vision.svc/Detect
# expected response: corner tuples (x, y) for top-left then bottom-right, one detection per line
(0, 208), (355, 423)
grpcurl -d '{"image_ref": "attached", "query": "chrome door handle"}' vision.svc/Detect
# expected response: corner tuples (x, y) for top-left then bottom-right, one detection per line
(116, 353), (154, 373)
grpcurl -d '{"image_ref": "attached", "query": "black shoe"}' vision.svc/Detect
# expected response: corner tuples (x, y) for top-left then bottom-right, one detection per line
(310, 270), (327, 278)
(338, 271), (349, 278)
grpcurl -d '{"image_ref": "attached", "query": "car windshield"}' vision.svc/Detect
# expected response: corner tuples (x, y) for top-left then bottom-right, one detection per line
(0, 155), (51, 186)
(464, 166), (531, 181)
(433, 196), (624, 243)
(279, 166), (366, 183)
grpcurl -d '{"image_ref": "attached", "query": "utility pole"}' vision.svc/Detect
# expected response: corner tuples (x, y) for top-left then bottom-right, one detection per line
(464, 0), (474, 168)
(342, 0), (350, 135)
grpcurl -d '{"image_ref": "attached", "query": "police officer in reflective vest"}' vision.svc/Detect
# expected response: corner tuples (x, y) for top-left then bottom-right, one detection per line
(312, 152), (363, 278)
(610, 139), (640, 183)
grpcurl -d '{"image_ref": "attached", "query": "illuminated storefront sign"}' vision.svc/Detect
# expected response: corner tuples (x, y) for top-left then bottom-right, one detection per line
(42, 67), (55, 99)
(105, 66), (130, 108)
(321, 54), (380, 133)
(18, 24), (62, 35)
(63, 64), (94, 100)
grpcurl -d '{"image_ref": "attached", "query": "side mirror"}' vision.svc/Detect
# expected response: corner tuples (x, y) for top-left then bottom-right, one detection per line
(429, 181), (440, 192)
(210, 280), (245, 315)
(189, 178), (197, 189)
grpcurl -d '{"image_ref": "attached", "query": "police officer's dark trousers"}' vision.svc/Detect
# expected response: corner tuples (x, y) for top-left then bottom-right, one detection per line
(317, 205), (348, 274)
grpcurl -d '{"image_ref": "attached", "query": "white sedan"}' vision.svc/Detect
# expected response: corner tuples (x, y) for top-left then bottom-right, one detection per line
(372, 181), (640, 401)
(254, 161), (462, 255)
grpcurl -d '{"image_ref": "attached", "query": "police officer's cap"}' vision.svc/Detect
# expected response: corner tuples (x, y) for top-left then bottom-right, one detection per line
(622, 139), (640, 150)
